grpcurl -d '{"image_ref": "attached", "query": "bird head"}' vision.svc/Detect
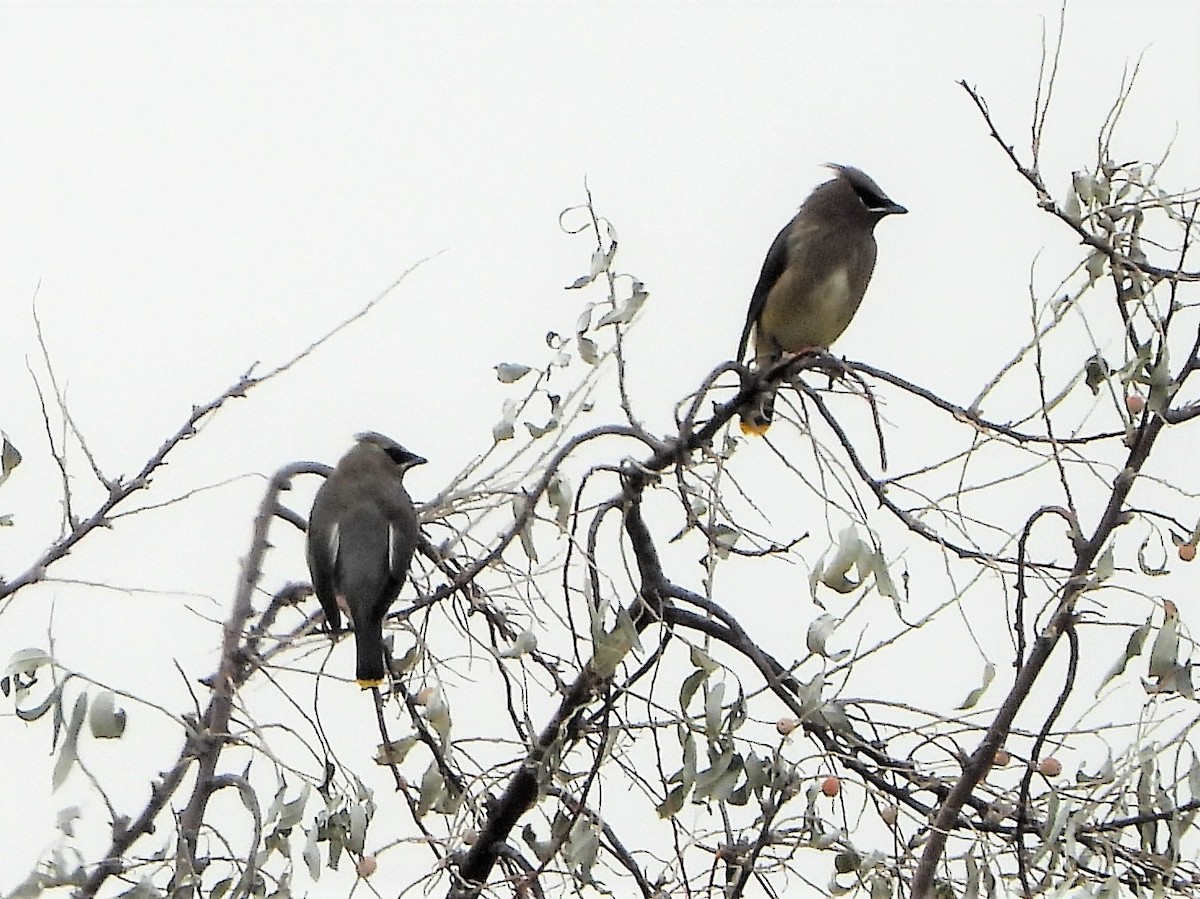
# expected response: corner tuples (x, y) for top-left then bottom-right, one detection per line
(354, 431), (427, 473)
(821, 164), (908, 223)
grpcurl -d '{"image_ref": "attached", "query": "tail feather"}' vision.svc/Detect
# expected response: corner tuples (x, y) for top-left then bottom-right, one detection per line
(739, 388), (775, 436)
(353, 615), (387, 688)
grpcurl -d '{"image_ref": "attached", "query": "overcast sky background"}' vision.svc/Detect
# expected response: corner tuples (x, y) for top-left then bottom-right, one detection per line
(1, 1), (1198, 893)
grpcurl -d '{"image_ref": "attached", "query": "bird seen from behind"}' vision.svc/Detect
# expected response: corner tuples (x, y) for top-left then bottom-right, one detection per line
(306, 432), (426, 688)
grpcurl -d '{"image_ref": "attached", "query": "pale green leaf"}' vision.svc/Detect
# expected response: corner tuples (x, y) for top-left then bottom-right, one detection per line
(52, 692), (88, 791)
(87, 690), (127, 739)
(494, 363), (533, 383)
(958, 662), (996, 710)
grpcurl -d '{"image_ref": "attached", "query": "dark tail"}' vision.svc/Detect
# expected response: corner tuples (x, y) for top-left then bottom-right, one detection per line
(353, 616), (387, 688)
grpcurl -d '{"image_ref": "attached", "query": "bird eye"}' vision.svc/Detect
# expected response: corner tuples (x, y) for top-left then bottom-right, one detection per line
(383, 446), (426, 469)
(855, 185), (889, 211)
(382, 446), (409, 466)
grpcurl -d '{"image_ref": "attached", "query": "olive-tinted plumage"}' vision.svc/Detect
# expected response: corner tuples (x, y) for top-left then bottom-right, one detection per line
(306, 432), (425, 688)
(737, 164), (906, 434)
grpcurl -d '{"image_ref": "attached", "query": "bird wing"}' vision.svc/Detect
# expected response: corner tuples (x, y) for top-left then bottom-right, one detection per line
(737, 218), (794, 364)
(305, 501), (343, 629)
(379, 484), (420, 582)
(785, 221), (877, 319)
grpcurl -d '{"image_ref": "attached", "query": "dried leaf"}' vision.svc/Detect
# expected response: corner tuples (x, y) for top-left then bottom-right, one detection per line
(807, 614), (849, 661)
(498, 628), (538, 659)
(1096, 617), (1151, 695)
(0, 433), (20, 482)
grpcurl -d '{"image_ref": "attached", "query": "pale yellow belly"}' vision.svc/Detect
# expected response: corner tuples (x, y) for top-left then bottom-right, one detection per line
(758, 266), (857, 354)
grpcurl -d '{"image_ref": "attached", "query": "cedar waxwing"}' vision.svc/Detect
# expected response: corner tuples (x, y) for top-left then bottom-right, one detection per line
(736, 164), (907, 435)
(306, 432), (426, 688)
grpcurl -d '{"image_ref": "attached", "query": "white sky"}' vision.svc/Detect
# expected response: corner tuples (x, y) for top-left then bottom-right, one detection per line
(1, 1), (1198, 893)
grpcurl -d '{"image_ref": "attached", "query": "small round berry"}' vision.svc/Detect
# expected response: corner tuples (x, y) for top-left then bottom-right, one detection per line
(414, 687), (437, 705)
(1038, 757), (1062, 778)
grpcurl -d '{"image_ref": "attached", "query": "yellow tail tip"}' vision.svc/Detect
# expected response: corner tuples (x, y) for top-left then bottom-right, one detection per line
(739, 418), (771, 437)
(357, 677), (385, 689)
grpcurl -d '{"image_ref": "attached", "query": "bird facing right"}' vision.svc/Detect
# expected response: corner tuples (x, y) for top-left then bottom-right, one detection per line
(306, 432), (426, 688)
(736, 164), (907, 435)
